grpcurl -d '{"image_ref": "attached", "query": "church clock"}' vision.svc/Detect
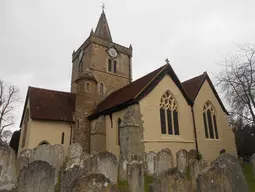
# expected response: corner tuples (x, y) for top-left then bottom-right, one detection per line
(108, 48), (118, 58)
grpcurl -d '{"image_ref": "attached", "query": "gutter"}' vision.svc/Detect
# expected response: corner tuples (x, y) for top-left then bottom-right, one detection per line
(191, 106), (199, 159)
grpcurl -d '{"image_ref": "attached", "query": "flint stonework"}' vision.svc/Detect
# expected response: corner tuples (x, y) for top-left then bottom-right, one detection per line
(127, 161), (144, 192)
(70, 173), (119, 192)
(197, 153), (249, 192)
(151, 168), (189, 192)
(176, 149), (188, 173)
(155, 148), (173, 175)
(90, 151), (118, 183)
(0, 146), (17, 191)
(18, 161), (55, 192)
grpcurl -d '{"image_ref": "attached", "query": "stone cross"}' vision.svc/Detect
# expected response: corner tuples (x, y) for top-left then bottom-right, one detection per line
(165, 58), (170, 64)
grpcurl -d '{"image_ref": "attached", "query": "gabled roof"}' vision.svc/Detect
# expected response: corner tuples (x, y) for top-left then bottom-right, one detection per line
(95, 10), (112, 42)
(88, 64), (192, 119)
(20, 87), (75, 127)
(182, 72), (228, 114)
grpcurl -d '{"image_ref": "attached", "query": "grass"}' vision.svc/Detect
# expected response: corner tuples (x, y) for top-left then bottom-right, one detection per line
(242, 163), (255, 192)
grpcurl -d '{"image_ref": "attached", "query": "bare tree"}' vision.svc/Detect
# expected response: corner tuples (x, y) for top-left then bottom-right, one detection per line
(216, 44), (255, 125)
(0, 80), (20, 143)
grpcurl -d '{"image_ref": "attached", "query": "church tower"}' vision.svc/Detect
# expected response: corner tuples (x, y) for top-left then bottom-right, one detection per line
(71, 10), (133, 153)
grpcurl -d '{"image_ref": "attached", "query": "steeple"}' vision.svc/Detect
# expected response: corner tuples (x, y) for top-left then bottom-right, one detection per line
(95, 10), (112, 42)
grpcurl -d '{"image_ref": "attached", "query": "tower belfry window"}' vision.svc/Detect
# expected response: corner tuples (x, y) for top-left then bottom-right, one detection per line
(108, 59), (112, 72)
(113, 61), (117, 73)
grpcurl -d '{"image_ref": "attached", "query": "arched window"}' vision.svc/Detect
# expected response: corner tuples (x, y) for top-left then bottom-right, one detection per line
(100, 83), (104, 96)
(108, 59), (112, 72)
(38, 140), (50, 146)
(113, 61), (117, 73)
(203, 101), (219, 139)
(85, 82), (91, 92)
(78, 62), (83, 74)
(61, 132), (65, 144)
(159, 90), (179, 135)
(117, 118), (122, 146)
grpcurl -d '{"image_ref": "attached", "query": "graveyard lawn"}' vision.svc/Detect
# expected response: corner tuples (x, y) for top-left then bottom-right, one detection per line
(242, 163), (255, 191)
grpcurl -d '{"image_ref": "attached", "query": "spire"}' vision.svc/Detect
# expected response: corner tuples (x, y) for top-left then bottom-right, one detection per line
(95, 9), (112, 42)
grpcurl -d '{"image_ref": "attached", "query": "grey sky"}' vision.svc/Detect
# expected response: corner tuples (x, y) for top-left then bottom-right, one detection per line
(1, 0), (255, 131)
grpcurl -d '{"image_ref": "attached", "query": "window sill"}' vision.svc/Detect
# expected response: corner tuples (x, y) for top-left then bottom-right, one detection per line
(205, 138), (221, 141)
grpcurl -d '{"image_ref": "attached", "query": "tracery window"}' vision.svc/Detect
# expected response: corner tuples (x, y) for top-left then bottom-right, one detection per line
(203, 101), (219, 139)
(159, 90), (179, 135)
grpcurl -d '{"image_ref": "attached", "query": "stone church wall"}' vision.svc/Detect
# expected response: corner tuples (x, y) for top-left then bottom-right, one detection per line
(193, 79), (237, 163)
(139, 75), (196, 165)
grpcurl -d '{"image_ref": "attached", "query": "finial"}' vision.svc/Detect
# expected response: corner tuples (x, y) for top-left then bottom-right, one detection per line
(101, 2), (106, 12)
(90, 28), (94, 35)
(129, 44), (133, 51)
(165, 58), (170, 64)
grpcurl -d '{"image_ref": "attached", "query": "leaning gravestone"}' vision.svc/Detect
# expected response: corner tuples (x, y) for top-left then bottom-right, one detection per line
(18, 161), (55, 192)
(251, 153), (255, 178)
(0, 146), (17, 191)
(155, 148), (173, 175)
(176, 149), (188, 174)
(90, 151), (118, 183)
(70, 173), (119, 192)
(197, 153), (249, 192)
(60, 165), (88, 192)
(127, 161), (144, 192)
(145, 151), (156, 176)
(150, 168), (189, 192)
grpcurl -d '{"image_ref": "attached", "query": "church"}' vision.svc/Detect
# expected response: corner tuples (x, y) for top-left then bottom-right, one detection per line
(17, 10), (237, 163)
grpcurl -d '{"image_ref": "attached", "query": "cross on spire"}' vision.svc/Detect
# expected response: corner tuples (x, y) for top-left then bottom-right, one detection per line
(101, 2), (106, 11)
(165, 58), (170, 64)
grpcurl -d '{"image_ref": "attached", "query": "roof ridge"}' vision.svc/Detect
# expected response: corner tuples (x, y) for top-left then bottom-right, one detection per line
(29, 86), (74, 95)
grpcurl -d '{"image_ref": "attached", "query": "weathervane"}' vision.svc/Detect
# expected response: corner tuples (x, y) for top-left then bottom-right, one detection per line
(101, 2), (106, 11)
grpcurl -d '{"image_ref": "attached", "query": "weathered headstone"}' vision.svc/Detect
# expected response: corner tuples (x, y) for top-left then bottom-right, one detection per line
(33, 144), (65, 173)
(118, 155), (128, 181)
(18, 161), (55, 192)
(70, 173), (119, 192)
(155, 148), (173, 175)
(127, 161), (144, 192)
(19, 149), (34, 163)
(251, 153), (255, 178)
(90, 151), (118, 183)
(150, 168), (189, 192)
(188, 149), (197, 160)
(197, 153), (249, 192)
(0, 146), (17, 191)
(145, 151), (156, 176)
(17, 156), (29, 172)
(68, 143), (83, 159)
(189, 158), (206, 191)
(60, 165), (88, 192)
(176, 149), (188, 174)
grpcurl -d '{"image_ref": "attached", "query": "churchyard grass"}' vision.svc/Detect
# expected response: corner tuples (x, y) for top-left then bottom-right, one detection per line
(242, 163), (255, 191)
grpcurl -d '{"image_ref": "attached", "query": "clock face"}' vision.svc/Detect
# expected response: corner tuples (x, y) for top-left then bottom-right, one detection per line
(108, 48), (118, 58)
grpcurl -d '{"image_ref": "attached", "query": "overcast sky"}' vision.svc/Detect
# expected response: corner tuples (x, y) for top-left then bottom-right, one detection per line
(1, 0), (255, 131)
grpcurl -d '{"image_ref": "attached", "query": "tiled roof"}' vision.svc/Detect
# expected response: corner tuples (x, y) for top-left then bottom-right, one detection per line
(89, 64), (192, 119)
(182, 73), (206, 102)
(20, 87), (76, 126)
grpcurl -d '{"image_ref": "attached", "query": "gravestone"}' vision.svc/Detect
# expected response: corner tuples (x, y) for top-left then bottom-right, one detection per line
(60, 165), (88, 192)
(33, 144), (65, 174)
(197, 153), (249, 192)
(90, 151), (118, 183)
(150, 168), (189, 192)
(145, 151), (156, 176)
(118, 155), (128, 181)
(127, 161), (144, 192)
(189, 159), (206, 191)
(188, 149), (197, 160)
(70, 173), (119, 192)
(18, 161), (55, 192)
(155, 148), (173, 175)
(17, 156), (29, 172)
(176, 149), (188, 173)
(19, 149), (34, 163)
(0, 146), (17, 191)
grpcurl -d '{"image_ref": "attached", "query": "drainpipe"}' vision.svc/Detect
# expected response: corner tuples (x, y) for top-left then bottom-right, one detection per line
(191, 106), (199, 159)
